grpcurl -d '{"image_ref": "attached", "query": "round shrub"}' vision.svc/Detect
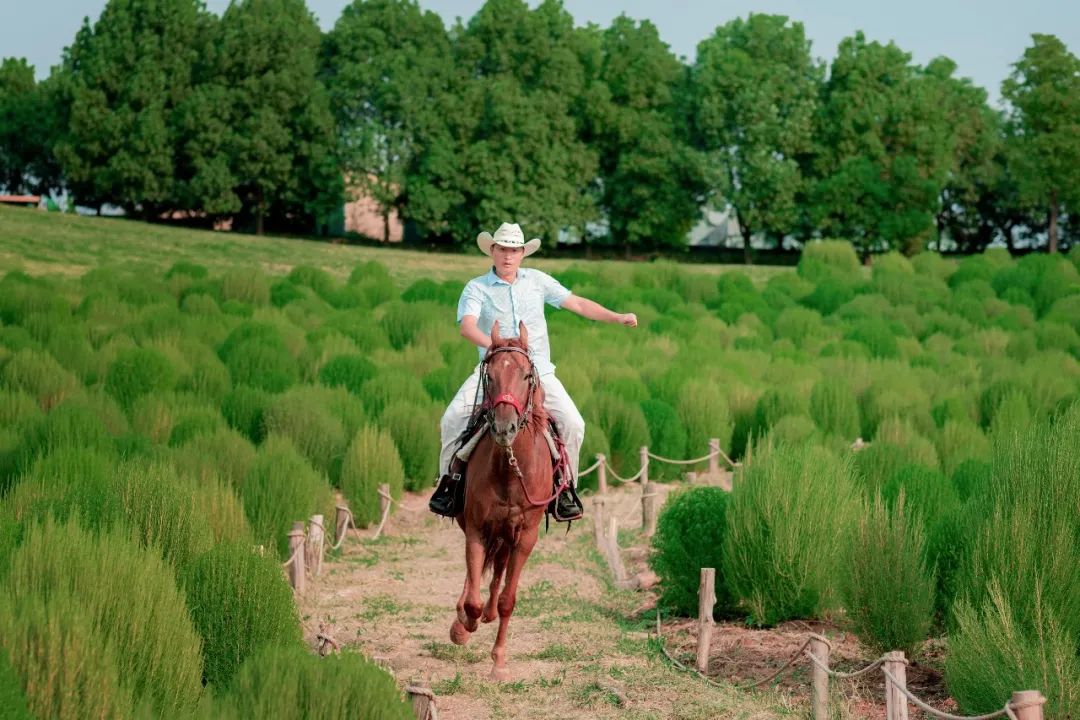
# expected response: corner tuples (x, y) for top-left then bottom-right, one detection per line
(262, 386), (348, 482)
(1, 348), (80, 410)
(221, 645), (412, 719)
(798, 240), (861, 283)
(950, 458), (991, 502)
(181, 541), (302, 688)
(841, 493), (935, 656)
(168, 406), (226, 446)
(105, 346), (177, 408)
(0, 646), (32, 720)
(0, 596), (135, 720)
(650, 487), (734, 616)
(936, 420), (991, 478)
(766, 414), (818, 446)
(723, 443), (860, 625)
(809, 376), (860, 439)
(222, 384), (272, 442)
(751, 387), (807, 441)
(7, 518), (204, 715)
(218, 322), (299, 393)
(318, 354), (376, 395)
(640, 400), (688, 480)
(592, 392), (650, 478)
(381, 400), (441, 491)
(359, 371), (431, 420)
(801, 277), (862, 316)
(380, 301), (437, 351)
(339, 425), (405, 526)
(18, 398), (116, 468)
(171, 426), (257, 488)
(845, 319), (900, 359)
(221, 268), (271, 306)
(241, 435), (336, 557)
(773, 306), (826, 346)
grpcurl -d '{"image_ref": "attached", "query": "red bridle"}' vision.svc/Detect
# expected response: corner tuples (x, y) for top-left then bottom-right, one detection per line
(479, 346), (536, 431)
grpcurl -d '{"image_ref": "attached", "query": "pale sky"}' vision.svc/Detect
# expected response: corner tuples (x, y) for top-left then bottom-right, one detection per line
(2, 0), (1078, 107)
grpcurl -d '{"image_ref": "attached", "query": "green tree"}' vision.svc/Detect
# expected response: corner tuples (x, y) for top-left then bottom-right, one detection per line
(187, 0), (341, 235)
(0, 59), (61, 195)
(692, 14), (822, 263)
(322, 0), (455, 242)
(591, 15), (705, 253)
(51, 0), (211, 215)
(415, 0), (600, 244)
(1001, 34), (1080, 254)
(811, 33), (959, 257)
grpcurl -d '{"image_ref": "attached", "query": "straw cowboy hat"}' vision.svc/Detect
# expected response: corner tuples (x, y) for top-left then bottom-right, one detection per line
(477, 222), (541, 257)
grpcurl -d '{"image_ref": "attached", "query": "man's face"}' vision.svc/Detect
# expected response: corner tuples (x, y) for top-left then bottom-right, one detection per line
(492, 244), (525, 276)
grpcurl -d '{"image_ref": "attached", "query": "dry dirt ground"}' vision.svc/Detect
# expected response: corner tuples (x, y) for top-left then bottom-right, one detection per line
(298, 485), (948, 720)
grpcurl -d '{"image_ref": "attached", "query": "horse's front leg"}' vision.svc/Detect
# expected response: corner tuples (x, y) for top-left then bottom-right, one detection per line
(450, 529), (485, 644)
(482, 543), (510, 623)
(490, 523), (539, 681)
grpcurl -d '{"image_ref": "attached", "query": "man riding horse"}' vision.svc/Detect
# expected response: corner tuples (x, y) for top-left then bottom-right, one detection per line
(429, 222), (638, 520)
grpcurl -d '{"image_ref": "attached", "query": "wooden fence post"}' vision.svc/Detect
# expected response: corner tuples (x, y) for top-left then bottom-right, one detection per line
(335, 505), (350, 546)
(884, 651), (909, 720)
(307, 514), (324, 577)
(407, 677), (436, 720)
(596, 453), (607, 494)
(592, 496), (607, 553)
(809, 634), (831, 720)
(642, 481), (659, 538)
(1010, 691), (1045, 720)
(708, 438), (720, 475)
(606, 515), (626, 584)
(287, 521), (306, 594)
(639, 446), (649, 485)
(696, 568), (715, 673)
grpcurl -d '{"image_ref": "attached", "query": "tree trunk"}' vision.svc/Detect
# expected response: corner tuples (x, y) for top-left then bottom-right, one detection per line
(741, 223), (753, 265)
(255, 187), (265, 236)
(382, 208), (390, 243)
(1048, 190), (1058, 253)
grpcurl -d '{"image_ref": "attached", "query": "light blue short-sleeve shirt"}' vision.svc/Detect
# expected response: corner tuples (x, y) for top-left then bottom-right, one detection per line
(457, 267), (572, 375)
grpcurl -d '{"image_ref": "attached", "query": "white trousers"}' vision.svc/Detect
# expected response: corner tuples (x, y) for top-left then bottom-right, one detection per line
(439, 366), (585, 485)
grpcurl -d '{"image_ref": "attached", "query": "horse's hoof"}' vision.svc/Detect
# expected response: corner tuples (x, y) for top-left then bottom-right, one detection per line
(481, 608), (497, 624)
(490, 665), (511, 682)
(450, 620), (471, 645)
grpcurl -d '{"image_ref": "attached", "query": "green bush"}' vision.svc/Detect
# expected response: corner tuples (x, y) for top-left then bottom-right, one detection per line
(3, 448), (121, 534)
(318, 354), (376, 395)
(105, 346), (178, 408)
(181, 541), (302, 688)
(766, 414), (818, 446)
(167, 406), (226, 446)
(673, 379), (733, 463)
(751, 387), (807, 441)
(723, 443), (860, 625)
(592, 392), (650, 478)
(936, 420), (990, 478)
(221, 644), (412, 719)
(0, 646), (32, 720)
(841, 493), (935, 656)
(640, 399), (687, 480)
(7, 518), (204, 714)
(798, 240), (861, 283)
(241, 435), (336, 558)
(1, 348), (80, 410)
(382, 400), (441, 490)
(961, 403), (1080, 649)
(650, 487), (733, 616)
(222, 384), (272, 442)
(0, 596), (135, 720)
(221, 268), (271, 306)
(218, 322), (299, 393)
(951, 458), (991, 502)
(17, 397), (116, 468)
(171, 426), (257, 488)
(263, 386), (348, 482)
(947, 582), (1080, 717)
(339, 425), (405, 526)
(809, 376), (860, 439)
(359, 370), (429, 419)
(845, 318), (900, 359)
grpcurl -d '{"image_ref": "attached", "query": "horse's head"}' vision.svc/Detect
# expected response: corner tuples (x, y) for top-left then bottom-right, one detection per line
(481, 320), (538, 447)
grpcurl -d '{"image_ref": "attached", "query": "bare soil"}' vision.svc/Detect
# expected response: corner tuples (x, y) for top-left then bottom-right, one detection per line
(298, 485), (950, 719)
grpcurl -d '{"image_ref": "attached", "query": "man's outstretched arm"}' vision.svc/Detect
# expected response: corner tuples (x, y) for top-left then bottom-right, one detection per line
(560, 295), (637, 327)
(459, 315), (491, 349)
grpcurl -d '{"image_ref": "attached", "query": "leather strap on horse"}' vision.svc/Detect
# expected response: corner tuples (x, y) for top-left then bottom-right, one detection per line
(506, 446), (568, 508)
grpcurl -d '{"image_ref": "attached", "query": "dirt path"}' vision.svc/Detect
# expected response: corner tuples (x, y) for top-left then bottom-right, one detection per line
(299, 486), (802, 720)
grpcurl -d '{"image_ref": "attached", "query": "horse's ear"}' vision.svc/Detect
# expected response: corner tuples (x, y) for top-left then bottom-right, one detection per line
(518, 320), (528, 347)
(490, 320), (501, 345)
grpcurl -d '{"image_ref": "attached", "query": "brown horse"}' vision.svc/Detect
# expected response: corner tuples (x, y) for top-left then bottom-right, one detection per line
(449, 320), (555, 681)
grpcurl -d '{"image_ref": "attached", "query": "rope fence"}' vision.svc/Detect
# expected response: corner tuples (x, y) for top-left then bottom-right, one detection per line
(650, 568), (1048, 720)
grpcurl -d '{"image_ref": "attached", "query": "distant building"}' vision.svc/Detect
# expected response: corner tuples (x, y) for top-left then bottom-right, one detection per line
(341, 176), (403, 242)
